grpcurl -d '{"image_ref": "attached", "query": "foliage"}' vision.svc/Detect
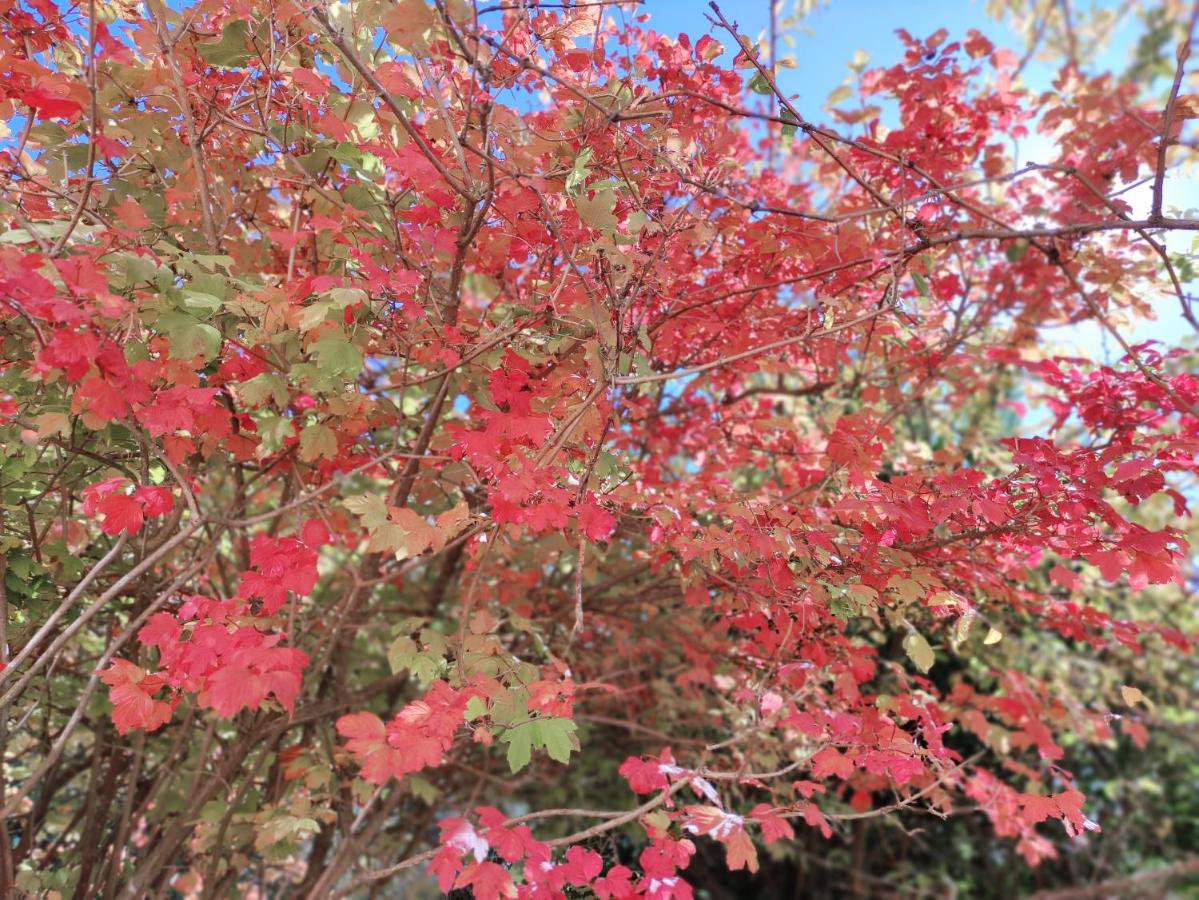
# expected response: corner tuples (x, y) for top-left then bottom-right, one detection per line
(0, 0), (1196, 897)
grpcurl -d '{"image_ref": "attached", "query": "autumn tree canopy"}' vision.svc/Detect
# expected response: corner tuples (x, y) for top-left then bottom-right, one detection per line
(1, 0), (1197, 897)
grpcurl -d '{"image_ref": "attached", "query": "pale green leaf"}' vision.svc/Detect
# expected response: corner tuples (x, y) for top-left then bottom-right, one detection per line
(299, 422), (337, 461)
(344, 494), (389, 529)
(501, 722), (534, 773)
(534, 718), (577, 765)
(197, 20), (251, 69)
(310, 334), (363, 379)
(903, 632), (935, 673)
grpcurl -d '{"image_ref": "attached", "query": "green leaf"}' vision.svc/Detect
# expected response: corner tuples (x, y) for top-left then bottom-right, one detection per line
(200, 800), (227, 824)
(198, 20), (251, 69)
(575, 182), (618, 232)
(903, 632), (935, 673)
(344, 494), (389, 529)
(367, 523), (409, 557)
(387, 635), (418, 675)
(501, 722), (534, 773)
(748, 72), (773, 95)
(299, 422), (337, 461)
(464, 696), (488, 722)
(180, 289), (223, 317)
(408, 653), (443, 686)
(565, 147), (594, 198)
(297, 300), (332, 332)
(256, 414), (295, 452)
(111, 252), (160, 287)
(345, 494), (411, 558)
(310, 334), (363, 379)
(236, 373), (289, 409)
(533, 718), (577, 765)
(156, 311), (222, 360)
(1005, 239), (1030, 263)
(408, 776), (439, 804)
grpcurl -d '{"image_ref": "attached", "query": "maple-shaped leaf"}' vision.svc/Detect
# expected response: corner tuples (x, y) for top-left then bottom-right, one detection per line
(1053, 789), (1098, 836)
(620, 750), (675, 793)
(100, 660), (173, 735)
(137, 612), (181, 649)
(579, 500), (617, 542)
(593, 865), (634, 899)
(455, 860), (516, 900)
(428, 846), (464, 895)
(38, 328), (99, 379)
(204, 666), (269, 717)
(1020, 793), (1060, 825)
(473, 811), (550, 872)
(750, 804), (795, 844)
(478, 824), (526, 865)
(390, 507), (440, 557)
(802, 803), (833, 839)
(138, 400), (194, 438)
(560, 846), (603, 886)
(336, 712), (410, 784)
(74, 376), (129, 422)
(638, 833), (696, 880)
(724, 826), (759, 874)
(201, 644), (308, 718)
(135, 486), (175, 518)
(299, 422), (338, 461)
(519, 500), (570, 533)
(98, 493), (144, 536)
(81, 477), (128, 514)
(810, 746), (855, 780)
(22, 84), (83, 121)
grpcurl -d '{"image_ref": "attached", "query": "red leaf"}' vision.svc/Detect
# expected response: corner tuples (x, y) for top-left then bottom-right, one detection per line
(724, 826), (759, 874)
(619, 754), (670, 794)
(337, 711), (409, 784)
(97, 493), (144, 535)
(561, 846), (603, 885)
(100, 660), (172, 735)
(750, 804), (795, 844)
(802, 803), (833, 839)
(22, 84), (83, 121)
(135, 485), (174, 518)
(455, 860), (515, 900)
(1020, 793), (1059, 825)
(810, 747), (854, 780)
(594, 864), (634, 899)
(579, 500), (617, 542)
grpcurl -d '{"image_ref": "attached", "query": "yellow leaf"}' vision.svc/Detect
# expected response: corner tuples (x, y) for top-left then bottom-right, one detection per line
(436, 500), (471, 540)
(389, 507), (439, 557)
(827, 85), (853, 106)
(983, 628), (1003, 645)
(1120, 685), (1144, 707)
(903, 632), (934, 673)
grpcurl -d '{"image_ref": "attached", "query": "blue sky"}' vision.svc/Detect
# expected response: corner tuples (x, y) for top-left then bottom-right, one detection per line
(629, 0), (1117, 100)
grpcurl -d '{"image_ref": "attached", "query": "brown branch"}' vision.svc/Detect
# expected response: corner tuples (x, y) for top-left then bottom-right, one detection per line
(1029, 857), (1199, 899)
(145, 0), (220, 251)
(1150, 4), (1198, 221)
(308, 6), (474, 199)
(614, 307), (888, 386)
(334, 779), (690, 897)
(50, 0), (98, 256)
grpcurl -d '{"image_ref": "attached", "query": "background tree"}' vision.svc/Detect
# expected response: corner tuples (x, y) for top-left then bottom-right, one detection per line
(0, 0), (1195, 897)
